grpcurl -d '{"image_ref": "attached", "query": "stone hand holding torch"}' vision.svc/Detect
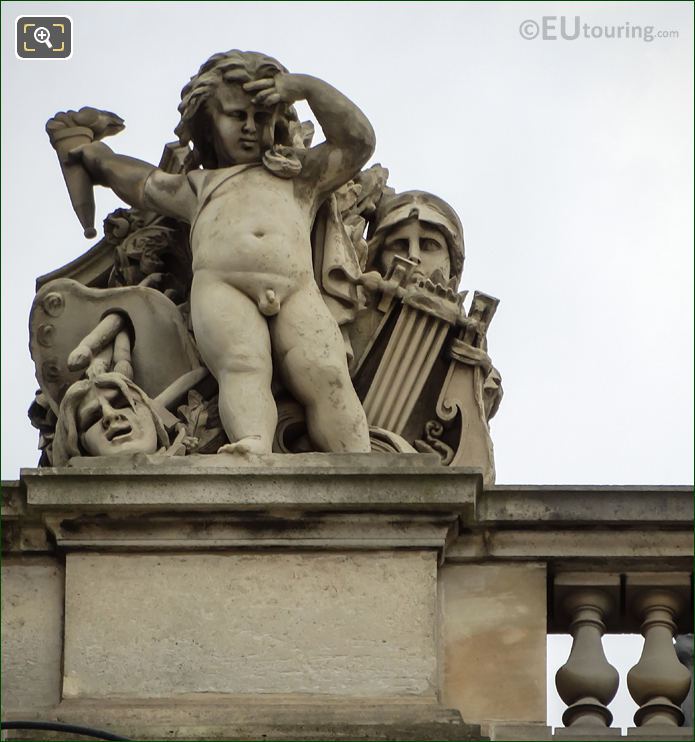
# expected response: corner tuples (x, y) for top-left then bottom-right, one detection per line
(46, 107), (125, 238)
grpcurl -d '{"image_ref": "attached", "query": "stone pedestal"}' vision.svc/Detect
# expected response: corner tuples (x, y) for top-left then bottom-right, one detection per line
(2, 455), (487, 740)
(63, 551), (437, 699)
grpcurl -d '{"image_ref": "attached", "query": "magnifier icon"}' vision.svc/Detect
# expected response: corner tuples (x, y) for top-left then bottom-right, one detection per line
(33, 26), (53, 49)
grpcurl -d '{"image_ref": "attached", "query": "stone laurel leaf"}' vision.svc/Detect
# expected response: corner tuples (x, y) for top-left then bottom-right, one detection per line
(177, 389), (208, 438)
(176, 390), (225, 453)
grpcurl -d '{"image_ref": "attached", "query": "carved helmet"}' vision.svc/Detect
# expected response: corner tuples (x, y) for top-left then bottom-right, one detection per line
(367, 191), (465, 282)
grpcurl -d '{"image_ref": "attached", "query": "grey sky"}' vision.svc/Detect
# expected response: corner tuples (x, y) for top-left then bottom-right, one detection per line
(1, 0), (692, 729)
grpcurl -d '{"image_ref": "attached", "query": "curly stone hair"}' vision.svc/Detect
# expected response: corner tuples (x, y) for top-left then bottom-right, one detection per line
(175, 49), (298, 170)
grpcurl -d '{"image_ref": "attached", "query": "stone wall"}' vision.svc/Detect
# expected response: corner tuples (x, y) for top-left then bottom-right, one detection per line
(1, 463), (692, 740)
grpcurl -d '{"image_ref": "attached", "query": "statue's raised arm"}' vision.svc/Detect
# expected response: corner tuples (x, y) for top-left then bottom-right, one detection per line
(244, 73), (376, 197)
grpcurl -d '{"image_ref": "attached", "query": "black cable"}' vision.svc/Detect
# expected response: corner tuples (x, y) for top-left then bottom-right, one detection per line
(0, 720), (130, 741)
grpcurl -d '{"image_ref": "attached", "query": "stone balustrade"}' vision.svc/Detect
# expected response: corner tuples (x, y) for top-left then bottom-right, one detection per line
(550, 572), (693, 740)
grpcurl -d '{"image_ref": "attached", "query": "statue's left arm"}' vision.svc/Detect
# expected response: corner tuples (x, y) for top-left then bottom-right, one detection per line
(245, 74), (376, 195)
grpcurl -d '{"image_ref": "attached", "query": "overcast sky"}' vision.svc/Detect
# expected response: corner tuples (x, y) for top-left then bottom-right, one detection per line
(2, 0), (692, 729)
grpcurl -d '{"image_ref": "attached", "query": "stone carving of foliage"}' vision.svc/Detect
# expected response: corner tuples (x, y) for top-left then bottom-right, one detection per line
(176, 390), (227, 454)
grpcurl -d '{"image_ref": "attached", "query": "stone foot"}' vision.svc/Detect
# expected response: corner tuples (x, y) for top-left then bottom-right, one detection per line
(217, 436), (269, 456)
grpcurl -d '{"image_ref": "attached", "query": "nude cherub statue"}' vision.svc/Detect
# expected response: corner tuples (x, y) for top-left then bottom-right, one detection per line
(68, 50), (375, 455)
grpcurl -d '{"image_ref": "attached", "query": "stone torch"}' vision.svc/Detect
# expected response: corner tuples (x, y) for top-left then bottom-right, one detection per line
(46, 107), (125, 239)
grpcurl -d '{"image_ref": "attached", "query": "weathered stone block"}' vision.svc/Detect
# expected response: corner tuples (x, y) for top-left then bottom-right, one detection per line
(440, 562), (547, 724)
(63, 551), (437, 698)
(4, 698), (484, 741)
(1, 557), (64, 710)
(485, 721), (552, 740)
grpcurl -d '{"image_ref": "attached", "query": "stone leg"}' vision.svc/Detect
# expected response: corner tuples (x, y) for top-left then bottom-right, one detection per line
(190, 273), (276, 453)
(271, 284), (370, 453)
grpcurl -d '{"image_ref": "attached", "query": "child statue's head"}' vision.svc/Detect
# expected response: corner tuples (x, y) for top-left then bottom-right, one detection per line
(176, 50), (304, 174)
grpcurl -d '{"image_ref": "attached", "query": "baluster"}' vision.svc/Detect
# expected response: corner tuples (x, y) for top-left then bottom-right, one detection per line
(674, 634), (694, 728)
(555, 587), (620, 727)
(627, 587), (692, 727)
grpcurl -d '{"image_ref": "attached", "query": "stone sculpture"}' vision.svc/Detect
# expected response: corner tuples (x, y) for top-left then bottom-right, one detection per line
(365, 190), (465, 286)
(30, 48), (503, 482)
(59, 51), (374, 456)
(51, 372), (170, 465)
